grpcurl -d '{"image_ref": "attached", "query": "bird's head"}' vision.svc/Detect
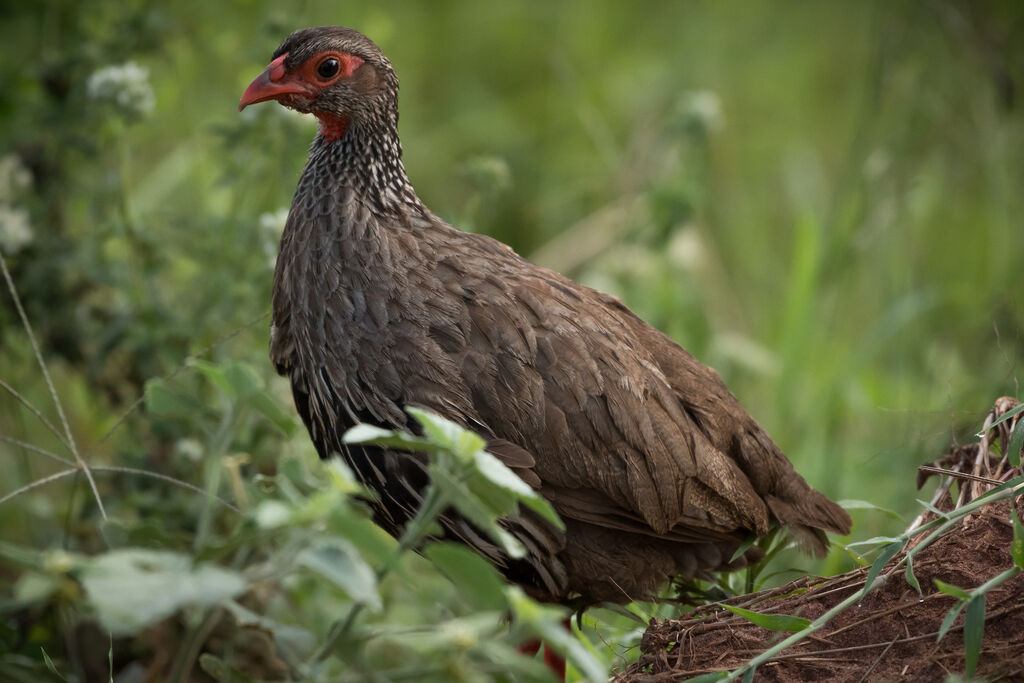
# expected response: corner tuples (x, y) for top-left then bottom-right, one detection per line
(239, 26), (398, 142)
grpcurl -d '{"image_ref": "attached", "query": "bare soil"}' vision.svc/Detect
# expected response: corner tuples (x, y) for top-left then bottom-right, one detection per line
(619, 398), (1024, 683)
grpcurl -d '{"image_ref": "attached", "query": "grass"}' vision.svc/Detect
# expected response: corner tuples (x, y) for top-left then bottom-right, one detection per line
(1, 1), (1022, 680)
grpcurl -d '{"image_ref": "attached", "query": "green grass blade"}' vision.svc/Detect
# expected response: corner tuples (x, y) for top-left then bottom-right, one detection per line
(1007, 417), (1024, 467)
(963, 594), (985, 677)
(937, 600), (966, 642)
(976, 403), (1024, 436)
(933, 579), (971, 600)
(720, 604), (811, 632)
(1012, 504), (1024, 569)
(859, 541), (902, 599)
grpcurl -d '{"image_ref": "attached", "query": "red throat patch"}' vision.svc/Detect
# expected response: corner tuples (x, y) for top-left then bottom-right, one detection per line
(316, 112), (350, 142)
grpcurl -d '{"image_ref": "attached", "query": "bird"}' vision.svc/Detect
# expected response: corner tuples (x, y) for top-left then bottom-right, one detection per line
(239, 26), (851, 609)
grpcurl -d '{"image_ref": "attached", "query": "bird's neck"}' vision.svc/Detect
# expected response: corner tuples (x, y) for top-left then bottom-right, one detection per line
(305, 122), (426, 219)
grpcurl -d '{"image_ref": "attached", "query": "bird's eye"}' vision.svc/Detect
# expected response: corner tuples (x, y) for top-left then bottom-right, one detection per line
(317, 58), (340, 79)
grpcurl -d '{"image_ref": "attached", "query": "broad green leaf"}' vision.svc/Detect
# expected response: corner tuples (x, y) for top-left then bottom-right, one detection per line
(742, 666), (756, 683)
(963, 594), (985, 677)
(80, 549), (246, 636)
(249, 390), (297, 435)
(424, 542), (508, 611)
(430, 466), (526, 558)
(343, 423), (438, 454)
(407, 407), (485, 460)
(14, 572), (60, 605)
(187, 359), (232, 396)
(465, 469), (520, 517)
(1008, 417), (1024, 467)
(327, 505), (397, 566)
(933, 579), (971, 600)
(1011, 504), (1024, 569)
(720, 604), (811, 632)
(860, 541), (903, 599)
(473, 449), (563, 529)
(223, 361), (261, 397)
(144, 378), (196, 417)
(682, 674), (730, 683)
(297, 539), (380, 612)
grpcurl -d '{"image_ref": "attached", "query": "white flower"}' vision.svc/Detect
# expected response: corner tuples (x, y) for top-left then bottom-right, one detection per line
(678, 90), (724, 134)
(0, 154), (32, 203)
(0, 205), (33, 254)
(87, 61), (155, 120)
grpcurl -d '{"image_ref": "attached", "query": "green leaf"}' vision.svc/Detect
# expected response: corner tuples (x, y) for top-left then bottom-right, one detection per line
(424, 542), (508, 611)
(430, 466), (526, 558)
(846, 535), (905, 548)
(327, 505), (397, 566)
(80, 549), (246, 636)
(534, 614), (606, 682)
(343, 423), (438, 454)
(14, 572), (60, 605)
(472, 449), (563, 529)
(720, 604), (811, 632)
(407, 407), (485, 461)
(187, 359), (232, 396)
(915, 499), (946, 517)
(1007, 417), (1024, 467)
(144, 378), (196, 417)
(249, 389), (297, 435)
(477, 640), (554, 682)
(729, 535), (758, 563)
(860, 541), (903, 599)
(904, 555), (921, 595)
(223, 361), (261, 397)
(937, 600), (966, 642)
(681, 674), (730, 683)
(223, 600), (316, 658)
(976, 402), (1024, 436)
(836, 499), (904, 521)
(933, 579), (971, 600)
(1011, 504), (1024, 570)
(41, 648), (66, 681)
(297, 539), (381, 612)
(963, 594), (985, 677)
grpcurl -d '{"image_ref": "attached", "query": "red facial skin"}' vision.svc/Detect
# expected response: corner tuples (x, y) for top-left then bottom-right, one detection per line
(239, 51), (366, 141)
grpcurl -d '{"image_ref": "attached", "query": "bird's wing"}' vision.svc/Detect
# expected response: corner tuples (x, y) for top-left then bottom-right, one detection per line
(414, 231), (775, 542)
(598, 292), (852, 550)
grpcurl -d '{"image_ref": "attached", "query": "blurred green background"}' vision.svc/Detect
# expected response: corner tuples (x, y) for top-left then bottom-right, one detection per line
(1, 0), (1022, 680)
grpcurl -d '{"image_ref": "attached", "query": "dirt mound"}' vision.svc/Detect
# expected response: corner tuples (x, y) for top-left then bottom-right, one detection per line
(620, 398), (1024, 682)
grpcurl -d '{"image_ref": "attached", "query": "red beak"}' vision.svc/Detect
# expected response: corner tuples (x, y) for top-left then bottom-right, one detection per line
(238, 54), (307, 111)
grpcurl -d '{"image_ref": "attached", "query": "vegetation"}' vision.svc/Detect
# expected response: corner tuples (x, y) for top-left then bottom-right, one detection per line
(1, 1), (1021, 681)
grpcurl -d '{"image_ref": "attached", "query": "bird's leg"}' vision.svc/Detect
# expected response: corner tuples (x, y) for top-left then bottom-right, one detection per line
(517, 638), (542, 657)
(541, 617), (572, 680)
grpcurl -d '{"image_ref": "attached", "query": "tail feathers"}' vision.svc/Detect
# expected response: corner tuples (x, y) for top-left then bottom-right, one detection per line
(765, 493), (851, 557)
